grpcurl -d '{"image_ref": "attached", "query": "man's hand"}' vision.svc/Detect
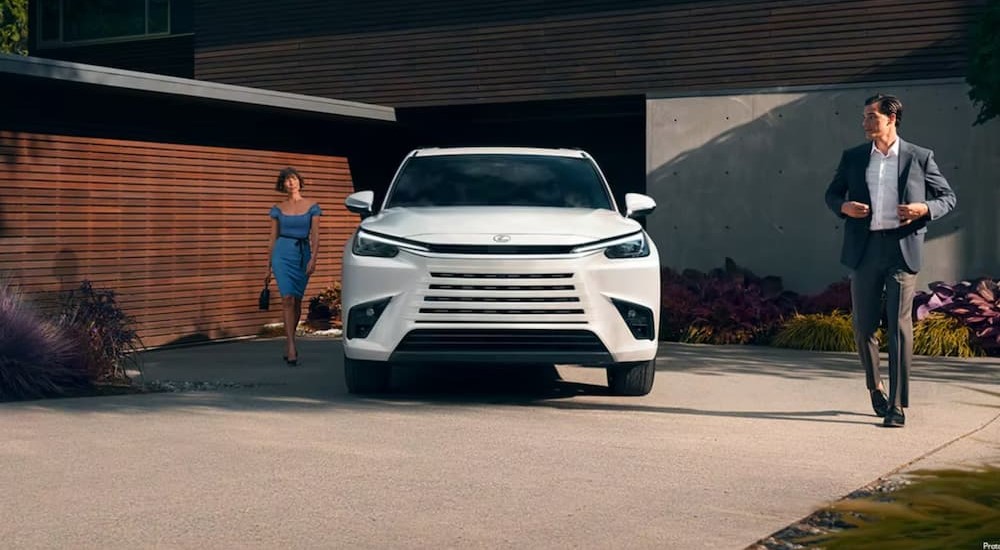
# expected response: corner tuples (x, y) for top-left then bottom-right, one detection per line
(841, 201), (871, 219)
(897, 203), (929, 225)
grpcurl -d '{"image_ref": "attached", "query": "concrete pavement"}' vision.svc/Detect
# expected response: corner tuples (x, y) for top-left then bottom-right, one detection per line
(1, 338), (997, 549)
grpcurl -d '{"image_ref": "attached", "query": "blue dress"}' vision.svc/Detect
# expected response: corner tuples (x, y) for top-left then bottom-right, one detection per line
(270, 203), (322, 298)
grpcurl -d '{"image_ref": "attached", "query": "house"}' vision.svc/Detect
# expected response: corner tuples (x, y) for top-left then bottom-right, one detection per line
(5, 0), (998, 345)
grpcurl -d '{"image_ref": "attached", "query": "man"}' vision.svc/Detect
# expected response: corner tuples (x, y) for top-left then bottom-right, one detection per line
(824, 93), (957, 428)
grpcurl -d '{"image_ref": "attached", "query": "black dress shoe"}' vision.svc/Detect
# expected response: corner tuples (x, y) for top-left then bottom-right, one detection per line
(882, 408), (905, 428)
(870, 389), (889, 417)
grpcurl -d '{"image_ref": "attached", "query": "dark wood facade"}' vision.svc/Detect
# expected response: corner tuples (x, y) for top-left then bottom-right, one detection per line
(0, 131), (353, 347)
(31, 34), (195, 78)
(188, 0), (985, 107)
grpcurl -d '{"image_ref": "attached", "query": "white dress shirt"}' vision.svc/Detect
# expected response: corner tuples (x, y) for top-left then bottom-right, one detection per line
(866, 139), (901, 231)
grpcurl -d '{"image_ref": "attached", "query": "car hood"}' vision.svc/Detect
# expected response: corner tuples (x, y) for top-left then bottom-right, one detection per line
(360, 207), (641, 245)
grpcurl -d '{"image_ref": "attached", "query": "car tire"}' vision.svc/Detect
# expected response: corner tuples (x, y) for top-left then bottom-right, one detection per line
(606, 359), (655, 396)
(344, 355), (391, 394)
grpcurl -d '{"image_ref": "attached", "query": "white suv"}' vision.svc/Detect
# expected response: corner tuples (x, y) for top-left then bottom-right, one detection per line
(341, 147), (660, 395)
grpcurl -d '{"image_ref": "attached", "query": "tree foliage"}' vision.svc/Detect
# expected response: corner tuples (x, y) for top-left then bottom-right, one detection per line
(0, 0), (28, 55)
(967, 0), (1000, 125)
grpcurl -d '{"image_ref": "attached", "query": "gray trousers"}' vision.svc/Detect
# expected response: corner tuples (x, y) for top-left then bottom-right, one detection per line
(850, 231), (917, 410)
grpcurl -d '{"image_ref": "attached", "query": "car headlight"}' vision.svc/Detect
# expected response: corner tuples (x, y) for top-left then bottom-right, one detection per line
(603, 233), (649, 258)
(572, 232), (650, 259)
(352, 230), (427, 257)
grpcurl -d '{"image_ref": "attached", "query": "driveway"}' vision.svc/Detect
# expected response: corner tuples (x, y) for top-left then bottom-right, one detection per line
(1, 339), (997, 549)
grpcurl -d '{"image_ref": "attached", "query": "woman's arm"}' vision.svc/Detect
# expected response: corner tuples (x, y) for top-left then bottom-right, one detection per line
(267, 216), (279, 279)
(307, 213), (320, 276)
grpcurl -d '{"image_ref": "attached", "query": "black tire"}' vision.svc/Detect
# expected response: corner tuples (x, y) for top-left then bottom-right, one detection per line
(606, 359), (656, 396)
(344, 355), (391, 394)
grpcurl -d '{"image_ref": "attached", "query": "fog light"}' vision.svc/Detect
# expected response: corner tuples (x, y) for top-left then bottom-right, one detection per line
(611, 298), (654, 340)
(347, 297), (392, 339)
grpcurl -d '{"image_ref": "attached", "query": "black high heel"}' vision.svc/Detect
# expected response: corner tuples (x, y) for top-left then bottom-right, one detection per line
(286, 357), (298, 366)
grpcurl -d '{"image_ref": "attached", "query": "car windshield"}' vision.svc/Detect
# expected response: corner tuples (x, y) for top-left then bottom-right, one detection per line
(384, 154), (614, 209)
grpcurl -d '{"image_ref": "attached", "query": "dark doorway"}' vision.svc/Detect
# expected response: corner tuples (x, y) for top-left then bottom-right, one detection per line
(384, 95), (646, 214)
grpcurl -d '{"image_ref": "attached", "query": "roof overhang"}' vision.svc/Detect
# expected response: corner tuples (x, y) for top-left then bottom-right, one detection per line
(0, 53), (396, 123)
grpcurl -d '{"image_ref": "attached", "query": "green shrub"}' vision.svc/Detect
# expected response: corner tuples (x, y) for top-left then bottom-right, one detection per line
(913, 313), (982, 357)
(681, 325), (741, 345)
(799, 466), (1000, 550)
(0, 278), (90, 401)
(771, 312), (857, 352)
(773, 311), (985, 356)
(771, 312), (906, 354)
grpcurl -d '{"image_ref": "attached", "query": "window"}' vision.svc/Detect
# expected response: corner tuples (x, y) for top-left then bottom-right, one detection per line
(38, 0), (170, 45)
(386, 154), (614, 210)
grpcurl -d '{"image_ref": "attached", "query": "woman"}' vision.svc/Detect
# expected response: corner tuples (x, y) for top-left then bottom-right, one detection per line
(267, 167), (321, 366)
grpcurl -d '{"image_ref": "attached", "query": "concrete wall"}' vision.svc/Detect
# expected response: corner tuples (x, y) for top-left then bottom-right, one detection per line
(646, 79), (1000, 294)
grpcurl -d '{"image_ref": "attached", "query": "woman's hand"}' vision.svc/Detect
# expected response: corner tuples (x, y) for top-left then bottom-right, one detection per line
(306, 261), (316, 276)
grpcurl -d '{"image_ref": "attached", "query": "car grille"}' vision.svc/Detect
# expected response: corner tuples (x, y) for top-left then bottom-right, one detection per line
(394, 329), (608, 354)
(416, 272), (587, 324)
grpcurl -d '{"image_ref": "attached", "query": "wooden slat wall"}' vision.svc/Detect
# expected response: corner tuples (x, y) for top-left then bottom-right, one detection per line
(192, 0), (985, 107)
(0, 131), (357, 348)
(32, 35), (195, 78)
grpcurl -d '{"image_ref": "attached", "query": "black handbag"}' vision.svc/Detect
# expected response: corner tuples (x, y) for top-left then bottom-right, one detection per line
(259, 278), (271, 311)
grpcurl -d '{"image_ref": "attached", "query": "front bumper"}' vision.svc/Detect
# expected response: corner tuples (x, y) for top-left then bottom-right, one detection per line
(341, 241), (660, 365)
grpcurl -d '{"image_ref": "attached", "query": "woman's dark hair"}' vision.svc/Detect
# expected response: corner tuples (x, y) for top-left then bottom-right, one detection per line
(865, 93), (903, 127)
(276, 167), (304, 192)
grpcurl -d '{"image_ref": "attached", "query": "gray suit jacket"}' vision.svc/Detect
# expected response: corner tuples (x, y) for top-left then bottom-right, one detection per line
(824, 138), (957, 272)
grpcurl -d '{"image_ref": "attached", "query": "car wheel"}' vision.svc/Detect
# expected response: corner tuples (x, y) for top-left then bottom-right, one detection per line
(606, 359), (655, 396)
(344, 355), (391, 394)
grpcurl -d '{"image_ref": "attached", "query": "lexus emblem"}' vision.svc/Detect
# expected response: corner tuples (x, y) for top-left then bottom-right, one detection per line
(492, 234), (511, 243)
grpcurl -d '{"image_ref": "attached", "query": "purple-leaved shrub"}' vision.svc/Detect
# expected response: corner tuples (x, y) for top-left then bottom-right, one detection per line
(0, 279), (89, 401)
(57, 281), (143, 383)
(660, 258), (799, 345)
(915, 278), (1000, 355)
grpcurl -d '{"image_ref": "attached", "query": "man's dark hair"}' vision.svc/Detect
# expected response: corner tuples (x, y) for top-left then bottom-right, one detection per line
(865, 93), (903, 127)
(276, 167), (304, 192)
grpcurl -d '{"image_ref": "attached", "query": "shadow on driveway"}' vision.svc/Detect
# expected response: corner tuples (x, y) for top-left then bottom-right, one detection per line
(3, 339), (996, 422)
(662, 343), (999, 386)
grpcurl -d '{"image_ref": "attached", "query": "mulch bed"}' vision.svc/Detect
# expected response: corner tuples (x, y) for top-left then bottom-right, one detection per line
(746, 476), (912, 549)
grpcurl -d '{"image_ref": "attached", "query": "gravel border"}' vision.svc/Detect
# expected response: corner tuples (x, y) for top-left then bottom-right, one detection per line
(142, 380), (281, 393)
(745, 475), (913, 549)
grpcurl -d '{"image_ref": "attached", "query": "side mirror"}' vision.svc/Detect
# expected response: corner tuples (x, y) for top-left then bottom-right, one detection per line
(345, 190), (375, 219)
(624, 193), (656, 219)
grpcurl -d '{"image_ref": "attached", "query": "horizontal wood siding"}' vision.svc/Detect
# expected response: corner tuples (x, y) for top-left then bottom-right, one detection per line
(193, 0), (984, 107)
(32, 35), (195, 78)
(0, 131), (357, 348)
